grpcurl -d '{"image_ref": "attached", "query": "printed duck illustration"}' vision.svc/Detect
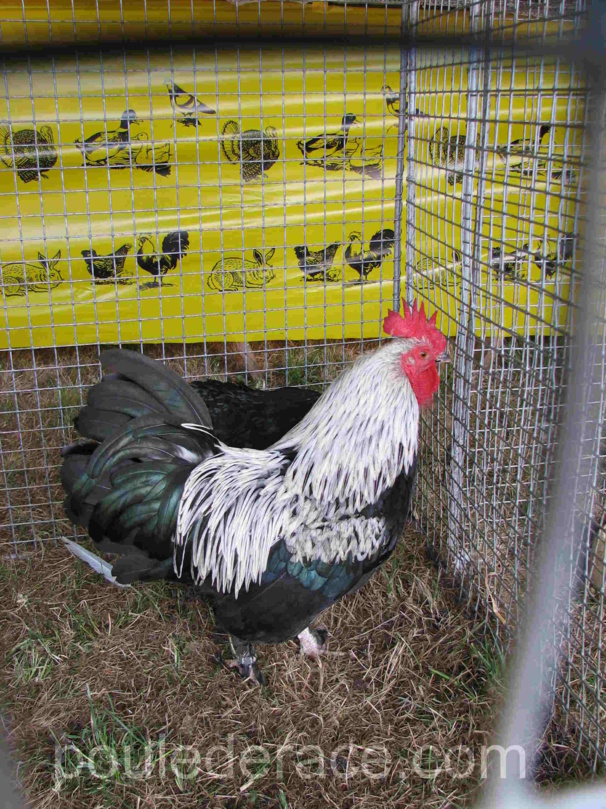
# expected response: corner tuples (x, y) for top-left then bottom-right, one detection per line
(75, 109), (144, 167)
(0, 124), (57, 183)
(345, 125), (398, 180)
(297, 114), (358, 169)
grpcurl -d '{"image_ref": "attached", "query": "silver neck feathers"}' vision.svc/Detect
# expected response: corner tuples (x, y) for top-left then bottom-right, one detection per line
(175, 338), (420, 595)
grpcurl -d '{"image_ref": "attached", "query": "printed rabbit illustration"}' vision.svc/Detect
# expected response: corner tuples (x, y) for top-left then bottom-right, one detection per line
(1, 250), (62, 297)
(207, 248), (276, 292)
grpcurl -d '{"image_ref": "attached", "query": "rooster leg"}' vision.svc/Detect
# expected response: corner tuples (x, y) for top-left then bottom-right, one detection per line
(297, 626), (328, 660)
(226, 636), (264, 685)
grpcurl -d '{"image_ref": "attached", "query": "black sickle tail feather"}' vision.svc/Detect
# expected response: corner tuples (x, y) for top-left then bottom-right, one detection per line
(62, 416), (218, 584)
(160, 230), (190, 270)
(75, 349), (212, 442)
(368, 228), (395, 259)
(62, 349), (217, 584)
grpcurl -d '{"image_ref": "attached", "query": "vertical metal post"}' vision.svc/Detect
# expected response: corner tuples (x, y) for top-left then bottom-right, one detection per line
(403, 2), (419, 306)
(392, 0), (418, 310)
(482, 1), (606, 789)
(446, 5), (484, 565)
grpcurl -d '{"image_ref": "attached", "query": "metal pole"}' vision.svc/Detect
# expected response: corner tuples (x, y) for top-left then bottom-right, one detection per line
(392, 0), (418, 309)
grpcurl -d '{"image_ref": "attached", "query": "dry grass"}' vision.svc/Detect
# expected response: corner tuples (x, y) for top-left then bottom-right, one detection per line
(0, 528), (507, 808)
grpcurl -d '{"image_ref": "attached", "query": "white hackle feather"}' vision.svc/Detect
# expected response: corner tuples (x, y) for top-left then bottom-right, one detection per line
(176, 338), (421, 596)
(61, 537), (131, 588)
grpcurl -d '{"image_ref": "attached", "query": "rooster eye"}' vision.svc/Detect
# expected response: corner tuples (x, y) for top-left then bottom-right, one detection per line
(419, 351), (427, 359)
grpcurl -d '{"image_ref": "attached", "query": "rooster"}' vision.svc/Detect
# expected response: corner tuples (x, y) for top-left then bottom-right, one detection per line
(136, 231), (190, 288)
(61, 301), (448, 683)
(345, 228), (395, 282)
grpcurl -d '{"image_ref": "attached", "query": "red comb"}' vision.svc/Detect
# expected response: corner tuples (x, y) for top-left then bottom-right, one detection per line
(383, 298), (446, 353)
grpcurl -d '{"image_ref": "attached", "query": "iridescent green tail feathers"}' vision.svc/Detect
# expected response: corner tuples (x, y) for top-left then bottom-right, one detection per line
(61, 350), (217, 584)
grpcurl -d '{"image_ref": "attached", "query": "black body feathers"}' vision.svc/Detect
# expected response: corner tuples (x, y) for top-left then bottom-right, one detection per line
(191, 379), (320, 449)
(62, 351), (217, 582)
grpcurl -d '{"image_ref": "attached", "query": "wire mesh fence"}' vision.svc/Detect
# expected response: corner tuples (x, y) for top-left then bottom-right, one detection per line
(0, 0), (604, 787)
(401, 0), (606, 772)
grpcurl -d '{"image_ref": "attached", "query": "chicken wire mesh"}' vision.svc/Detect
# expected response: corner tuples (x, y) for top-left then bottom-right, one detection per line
(401, 0), (606, 772)
(0, 0), (604, 784)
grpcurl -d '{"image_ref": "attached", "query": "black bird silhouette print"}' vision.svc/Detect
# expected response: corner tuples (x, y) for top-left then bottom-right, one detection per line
(381, 86), (422, 126)
(75, 109), (171, 176)
(82, 244), (132, 284)
(137, 231), (190, 288)
(294, 243), (340, 283)
(297, 114), (392, 179)
(297, 114), (357, 171)
(496, 124), (550, 177)
(1, 250), (62, 297)
(489, 244), (532, 281)
(382, 86), (401, 118)
(221, 121), (280, 182)
(345, 228), (395, 283)
(166, 81), (215, 126)
(207, 248), (276, 292)
(429, 127), (468, 186)
(533, 233), (575, 278)
(0, 124), (57, 184)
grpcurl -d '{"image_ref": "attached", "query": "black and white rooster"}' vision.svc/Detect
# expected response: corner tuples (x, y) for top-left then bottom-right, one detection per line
(61, 301), (448, 683)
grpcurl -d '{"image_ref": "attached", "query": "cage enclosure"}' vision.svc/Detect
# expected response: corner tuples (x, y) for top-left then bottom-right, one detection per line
(0, 0), (605, 804)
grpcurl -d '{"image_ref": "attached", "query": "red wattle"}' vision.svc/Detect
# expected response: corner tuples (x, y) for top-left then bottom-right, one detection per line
(404, 364), (440, 408)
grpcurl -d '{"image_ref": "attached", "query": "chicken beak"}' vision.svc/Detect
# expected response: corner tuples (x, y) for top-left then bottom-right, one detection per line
(437, 350), (451, 363)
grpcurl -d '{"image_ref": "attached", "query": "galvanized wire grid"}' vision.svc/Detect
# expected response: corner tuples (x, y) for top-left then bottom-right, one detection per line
(0, 41), (400, 547)
(403, 0), (605, 773)
(0, 0), (604, 780)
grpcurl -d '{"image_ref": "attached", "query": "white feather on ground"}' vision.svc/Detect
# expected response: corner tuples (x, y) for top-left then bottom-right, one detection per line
(60, 537), (131, 588)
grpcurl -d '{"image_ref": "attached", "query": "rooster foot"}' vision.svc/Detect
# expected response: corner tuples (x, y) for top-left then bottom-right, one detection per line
(298, 626), (328, 660)
(226, 636), (265, 686)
